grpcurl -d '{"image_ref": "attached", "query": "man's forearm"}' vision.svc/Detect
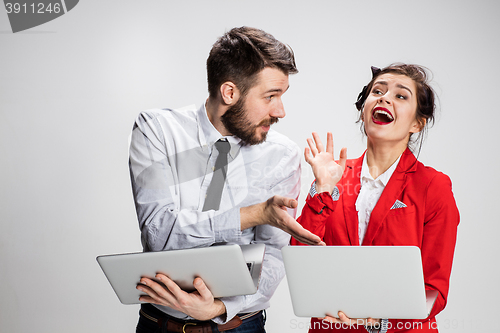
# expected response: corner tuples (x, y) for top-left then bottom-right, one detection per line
(240, 202), (265, 230)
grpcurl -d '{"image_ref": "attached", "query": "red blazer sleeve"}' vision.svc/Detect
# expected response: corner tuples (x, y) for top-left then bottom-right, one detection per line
(291, 190), (337, 246)
(421, 172), (459, 317)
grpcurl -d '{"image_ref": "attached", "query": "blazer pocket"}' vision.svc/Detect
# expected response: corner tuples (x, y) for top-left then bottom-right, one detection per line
(387, 204), (416, 217)
(383, 205), (420, 245)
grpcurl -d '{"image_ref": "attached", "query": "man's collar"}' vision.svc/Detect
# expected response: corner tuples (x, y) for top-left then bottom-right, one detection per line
(197, 103), (221, 146)
(197, 103), (241, 158)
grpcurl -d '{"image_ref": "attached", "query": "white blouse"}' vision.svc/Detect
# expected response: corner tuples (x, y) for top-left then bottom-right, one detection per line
(355, 154), (401, 245)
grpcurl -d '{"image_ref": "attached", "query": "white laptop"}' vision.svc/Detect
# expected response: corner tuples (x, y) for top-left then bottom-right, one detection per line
(282, 246), (438, 319)
(97, 243), (265, 304)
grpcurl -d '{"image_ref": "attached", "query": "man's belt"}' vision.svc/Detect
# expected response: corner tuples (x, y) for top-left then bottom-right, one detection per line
(140, 304), (262, 333)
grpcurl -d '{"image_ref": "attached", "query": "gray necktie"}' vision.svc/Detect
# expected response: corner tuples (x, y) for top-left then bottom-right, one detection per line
(203, 139), (231, 211)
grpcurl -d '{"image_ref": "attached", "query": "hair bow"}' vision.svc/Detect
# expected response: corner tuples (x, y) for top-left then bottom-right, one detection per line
(355, 66), (381, 111)
(370, 66), (381, 76)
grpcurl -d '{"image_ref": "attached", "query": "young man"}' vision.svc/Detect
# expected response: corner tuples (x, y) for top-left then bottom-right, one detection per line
(129, 26), (323, 333)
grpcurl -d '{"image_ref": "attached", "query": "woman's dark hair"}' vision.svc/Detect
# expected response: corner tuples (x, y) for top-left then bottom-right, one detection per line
(207, 26), (298, 98)
(355, 63), (436, 153)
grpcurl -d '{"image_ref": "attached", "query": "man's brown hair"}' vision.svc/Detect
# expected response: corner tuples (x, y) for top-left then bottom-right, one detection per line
(207, 26), (298, 98)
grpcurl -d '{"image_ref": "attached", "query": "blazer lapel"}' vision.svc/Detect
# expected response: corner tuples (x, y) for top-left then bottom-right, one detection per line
(362, 148), (417, 245)
(342, 154), (364, 245)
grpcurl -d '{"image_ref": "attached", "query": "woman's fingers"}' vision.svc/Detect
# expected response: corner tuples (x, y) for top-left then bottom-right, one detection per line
(306, 132), (326, 158)
(306, 138), (318, 157)
(326, 132), (334, 154)
(312, 132), (324, 152)
(322, 315), (338, 323)
(338, 311), (353, 325)
(338, 147), (347, 170)
(306, 133), (347, 173)
(304, 147), (312, 164)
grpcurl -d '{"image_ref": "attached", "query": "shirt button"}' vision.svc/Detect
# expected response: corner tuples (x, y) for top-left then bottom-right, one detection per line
(212, 167), (215, 171)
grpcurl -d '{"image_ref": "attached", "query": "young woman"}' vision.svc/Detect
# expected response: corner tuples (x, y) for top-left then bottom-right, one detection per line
(292, 64), (459, 333)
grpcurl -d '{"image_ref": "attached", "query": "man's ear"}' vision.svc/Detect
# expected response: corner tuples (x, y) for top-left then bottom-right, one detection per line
(220, 82), (240, 105)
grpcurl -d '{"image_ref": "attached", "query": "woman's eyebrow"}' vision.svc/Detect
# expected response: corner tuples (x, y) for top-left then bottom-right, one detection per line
(397, 84), (413, 95)
(373, 81), (387, 87)
(374, 81), (413, 95)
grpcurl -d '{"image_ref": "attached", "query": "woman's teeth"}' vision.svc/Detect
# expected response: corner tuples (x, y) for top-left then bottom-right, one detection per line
(373, 110), (394, 123)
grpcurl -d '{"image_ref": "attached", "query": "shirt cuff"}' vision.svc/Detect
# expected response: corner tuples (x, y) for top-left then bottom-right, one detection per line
(305, 181), (338, 214)
(310, 181), (339, 201)
(364, 319), (389, 333)
(212, 296), (244, 324)
(212, 207), (242, 244)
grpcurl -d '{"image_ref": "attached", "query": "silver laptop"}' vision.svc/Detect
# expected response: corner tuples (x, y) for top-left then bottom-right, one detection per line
(282, 246), (438, 319)
(97, 243), (265, 304)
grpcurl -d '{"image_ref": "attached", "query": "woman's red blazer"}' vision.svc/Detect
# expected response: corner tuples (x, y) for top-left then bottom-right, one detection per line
(292, 148), (460, 332)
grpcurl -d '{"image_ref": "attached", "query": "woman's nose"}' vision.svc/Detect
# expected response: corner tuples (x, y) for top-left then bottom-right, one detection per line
(378, 94), (391, 105)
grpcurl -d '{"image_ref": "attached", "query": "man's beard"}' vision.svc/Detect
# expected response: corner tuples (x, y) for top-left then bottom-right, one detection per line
(221, 97), (279, 146)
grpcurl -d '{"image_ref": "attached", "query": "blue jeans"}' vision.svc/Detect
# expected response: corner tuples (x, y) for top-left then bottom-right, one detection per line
(136, 305), (266, 333)
(222, 311), (266, 333)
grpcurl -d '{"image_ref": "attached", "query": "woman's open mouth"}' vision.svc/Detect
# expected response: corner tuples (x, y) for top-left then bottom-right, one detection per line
(372, 107), (394, 125)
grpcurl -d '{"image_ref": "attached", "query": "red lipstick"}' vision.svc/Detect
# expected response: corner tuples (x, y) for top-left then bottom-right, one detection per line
(372, 107), (394, 125)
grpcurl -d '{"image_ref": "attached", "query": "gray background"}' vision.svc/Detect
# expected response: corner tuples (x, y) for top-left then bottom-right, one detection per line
(1, 1), (498, 332)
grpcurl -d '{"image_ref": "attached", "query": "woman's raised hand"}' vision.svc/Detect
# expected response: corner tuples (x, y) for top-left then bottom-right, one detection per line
(305, 132), (347, 194)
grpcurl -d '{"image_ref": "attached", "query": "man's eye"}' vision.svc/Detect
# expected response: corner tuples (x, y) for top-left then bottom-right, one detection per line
(266, 95), (274, 100)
